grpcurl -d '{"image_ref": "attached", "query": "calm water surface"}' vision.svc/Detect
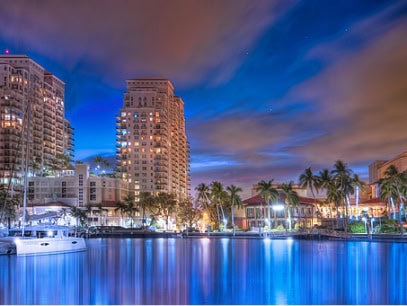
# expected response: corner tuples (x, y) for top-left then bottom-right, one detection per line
(0, 237), (406, 304)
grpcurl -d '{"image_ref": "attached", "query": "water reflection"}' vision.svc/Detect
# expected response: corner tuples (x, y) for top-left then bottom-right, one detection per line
(0, 238), (406, 304)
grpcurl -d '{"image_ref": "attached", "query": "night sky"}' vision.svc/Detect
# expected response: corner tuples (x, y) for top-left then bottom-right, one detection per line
(1, 0), (406, 197)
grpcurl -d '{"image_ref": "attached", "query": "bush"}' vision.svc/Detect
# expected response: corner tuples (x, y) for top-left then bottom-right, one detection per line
(348, 222), (366, 233)
(274, 224), (285, 232)
(375, 219), (400, 233)
(294, 223), (301, 231)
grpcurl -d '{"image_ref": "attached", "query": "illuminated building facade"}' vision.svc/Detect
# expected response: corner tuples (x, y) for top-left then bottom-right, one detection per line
(0, 55), (73, 186)
(20, 164), (129, 227)
(116, 78), (190, 200)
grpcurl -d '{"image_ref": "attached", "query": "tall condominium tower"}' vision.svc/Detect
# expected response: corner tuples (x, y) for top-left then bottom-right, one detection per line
(0, 55), (73, 185)
(116, 78), (190, 199)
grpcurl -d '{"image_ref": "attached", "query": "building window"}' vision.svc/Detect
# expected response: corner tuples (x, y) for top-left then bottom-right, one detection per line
(247, 208), (254, 218)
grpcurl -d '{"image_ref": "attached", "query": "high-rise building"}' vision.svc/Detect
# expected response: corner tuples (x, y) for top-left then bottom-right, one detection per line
(0, 55), (73, 186)
(116, 78), (190, 200)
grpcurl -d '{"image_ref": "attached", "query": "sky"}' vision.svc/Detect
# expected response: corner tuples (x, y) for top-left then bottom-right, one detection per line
(1, 0), (406, 198)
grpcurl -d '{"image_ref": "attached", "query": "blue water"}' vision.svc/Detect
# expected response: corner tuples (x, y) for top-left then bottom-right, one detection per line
(0, 237), (406, 304)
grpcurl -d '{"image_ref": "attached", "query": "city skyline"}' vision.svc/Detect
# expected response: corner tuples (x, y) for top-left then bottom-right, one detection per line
(1, 0), (406, 197)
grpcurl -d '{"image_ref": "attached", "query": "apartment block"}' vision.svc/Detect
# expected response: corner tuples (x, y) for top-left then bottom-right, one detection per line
(0, 55), (73, 186)
(116, 78), (190, 199)
(369, 152), (407, 184)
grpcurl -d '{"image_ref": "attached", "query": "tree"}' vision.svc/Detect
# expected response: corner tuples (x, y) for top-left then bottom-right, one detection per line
(352, 174), (366, 216)
(316, 169), (336, 222)
(380, 178), (397, 219)
(138, 192), (157, 227)
(123, 193), (138, 228)
(210, 181), (227, 229)
(177, 197), (201, 230)
(331, 160), (354, 231)
(0, 188), (20, 229)
(156, 192), (177, 231)
(380, 165), (407, 233)
(94, 155), (110, 176)
(69, 206), (88, 227)
(58, 208), (70, 225)
(256, 180), (279, 229)
(114, 200), (128, 227)
(226, 185), (243, 235)
(280, 181), (299, 231)
(195, 183), (211, 210)
(195, 183), (216, 228)
(299, 167), (319, 226)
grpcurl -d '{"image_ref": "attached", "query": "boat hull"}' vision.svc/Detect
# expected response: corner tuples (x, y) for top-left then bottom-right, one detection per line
(15, 237), (86, 256)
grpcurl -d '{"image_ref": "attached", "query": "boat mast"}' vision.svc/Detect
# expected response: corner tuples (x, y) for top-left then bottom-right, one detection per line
(21, 102), (31, 237)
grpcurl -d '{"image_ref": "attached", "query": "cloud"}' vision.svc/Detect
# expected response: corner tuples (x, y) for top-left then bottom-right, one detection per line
(288, 18), (407, 164)
(189, 9), (407, 194)
(0, 0), (292, 88)
(189, 109), (302, 166)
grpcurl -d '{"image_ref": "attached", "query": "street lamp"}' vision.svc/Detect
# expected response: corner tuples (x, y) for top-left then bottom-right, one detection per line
(272, 204), (284, 211)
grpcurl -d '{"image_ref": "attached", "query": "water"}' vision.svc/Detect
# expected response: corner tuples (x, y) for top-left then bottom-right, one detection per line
(0, 237), (406, 304)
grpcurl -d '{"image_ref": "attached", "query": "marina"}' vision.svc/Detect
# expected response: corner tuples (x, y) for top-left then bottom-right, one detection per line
(0, 237), (406, 304)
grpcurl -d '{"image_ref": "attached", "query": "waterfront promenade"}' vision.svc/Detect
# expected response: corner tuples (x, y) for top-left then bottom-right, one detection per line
(85, 228), (407, 242)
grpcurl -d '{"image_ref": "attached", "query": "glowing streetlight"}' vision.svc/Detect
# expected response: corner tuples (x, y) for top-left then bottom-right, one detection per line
(272, 204), (284, 211)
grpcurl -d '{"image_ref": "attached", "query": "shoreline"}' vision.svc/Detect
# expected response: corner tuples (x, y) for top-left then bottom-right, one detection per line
(84, 229), (407, 242)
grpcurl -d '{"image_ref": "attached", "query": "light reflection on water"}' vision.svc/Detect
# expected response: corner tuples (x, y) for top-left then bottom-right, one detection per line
(0, 238), (406, 304)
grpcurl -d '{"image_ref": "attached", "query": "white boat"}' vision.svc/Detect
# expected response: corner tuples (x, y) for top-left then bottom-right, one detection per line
(3, 104), (87, 256)
(9, 225), (86, 256)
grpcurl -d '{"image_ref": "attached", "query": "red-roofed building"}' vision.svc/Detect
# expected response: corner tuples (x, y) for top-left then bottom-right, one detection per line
(239, 193), (316, 231)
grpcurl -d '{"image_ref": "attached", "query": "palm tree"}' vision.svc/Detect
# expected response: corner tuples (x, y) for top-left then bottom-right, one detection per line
(210, 181), (227, 229)
(299, 167), (319, 226)
(58, 208), (70, 225)
(138, 192), (156, 227)
(380, 165), (407, 233)
(317, 169), (335, 221)
(280, 181), (299, 231)
(114, 200), (128, 227)
(94, 155), (110, 176)
(256, 180), (279, 229)
(331, 160), (354, 231)
(69, 206), (88, 227)
(195, 183), (211, 210)
(352, 174), (366, 217)
(0, 188), (20, 229)
(122, 193), (138, 227)
(379, 178), (397, 220)
(195, 183), (215, 230)
(226, 185), (243, 235)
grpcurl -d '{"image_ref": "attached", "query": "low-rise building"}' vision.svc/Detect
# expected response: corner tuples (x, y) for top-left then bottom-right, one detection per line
(26, 164), (130, 226)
